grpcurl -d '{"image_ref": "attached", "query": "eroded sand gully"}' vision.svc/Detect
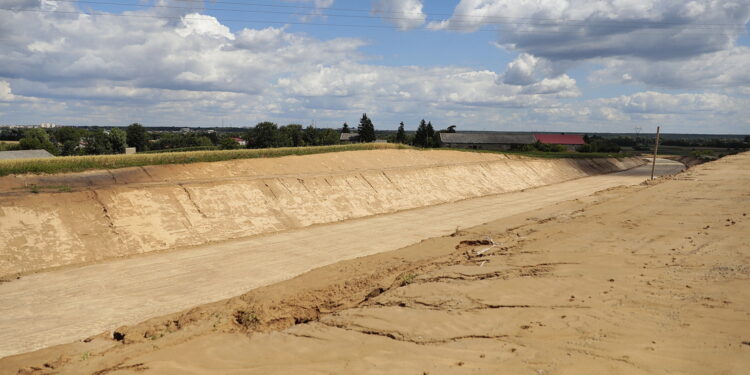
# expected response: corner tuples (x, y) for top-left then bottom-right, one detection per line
(0, 150), (644, 277)
(1, 153), (746, 375)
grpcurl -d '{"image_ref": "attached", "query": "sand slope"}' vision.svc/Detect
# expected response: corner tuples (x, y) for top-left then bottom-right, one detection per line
(1, 153), (743, 375)
(0, 150), (642, 276)
(0, 159), (682, 359)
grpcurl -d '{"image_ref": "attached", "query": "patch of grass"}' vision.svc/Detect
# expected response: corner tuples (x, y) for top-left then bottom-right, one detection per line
(234, 310), (260, 327)
(0, 141), (20, 152)
(0, 143), (412, 176)
(399, 272), (418, 286)
(80, 351), (90, 361)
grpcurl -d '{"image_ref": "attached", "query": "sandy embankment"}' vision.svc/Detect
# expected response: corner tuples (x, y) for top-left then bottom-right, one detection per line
(2, 153), (747, 374)
(0, 149), (642, 277)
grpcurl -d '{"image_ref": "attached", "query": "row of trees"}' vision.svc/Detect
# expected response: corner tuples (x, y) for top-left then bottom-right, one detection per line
(350, 114), (456, 148)
(3, 122), (343, 156)
(15, 127), (129, 156)
(242, 122), (340, 148)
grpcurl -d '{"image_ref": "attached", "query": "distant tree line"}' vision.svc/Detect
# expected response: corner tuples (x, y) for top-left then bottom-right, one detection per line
(578, 135), (622, 153)
(241, 122), (340, 148)
(590, 135), (749, 150)
(6, 122), (743, 157)
(381, 119), (456, 148)
(0, 122), (342, 156)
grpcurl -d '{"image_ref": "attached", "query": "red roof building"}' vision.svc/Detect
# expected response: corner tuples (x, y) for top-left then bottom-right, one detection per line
(231, 137), (247, 146)
(533, 134), (585, 145)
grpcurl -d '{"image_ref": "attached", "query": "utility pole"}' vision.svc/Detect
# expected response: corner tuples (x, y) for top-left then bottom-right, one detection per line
(650, 126), (661, 180)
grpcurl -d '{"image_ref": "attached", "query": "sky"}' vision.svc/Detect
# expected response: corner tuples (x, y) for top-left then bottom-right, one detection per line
(0, 0), (749, 134)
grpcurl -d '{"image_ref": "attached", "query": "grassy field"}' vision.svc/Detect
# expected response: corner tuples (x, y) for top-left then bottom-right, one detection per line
(0, 141), (20, 152)
(0, 143), (411, 176)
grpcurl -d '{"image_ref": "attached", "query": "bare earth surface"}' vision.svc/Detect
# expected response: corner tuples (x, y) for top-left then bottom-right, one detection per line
(0, 159), (682, 360)
(2, 154), (749, 375)
(0, 150), (643, 277)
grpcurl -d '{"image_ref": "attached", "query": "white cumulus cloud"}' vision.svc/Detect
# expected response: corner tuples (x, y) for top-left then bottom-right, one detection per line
(372, 0), (426, 30)
(0, 81), (15, 101)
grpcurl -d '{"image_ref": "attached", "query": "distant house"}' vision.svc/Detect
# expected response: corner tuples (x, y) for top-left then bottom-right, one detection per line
(534, 134), (585, 151)
(0, 149), (55, 160)
(340, 132), (360, 143)
(439, 133), (536, 150)
(231, 137), (247, 147)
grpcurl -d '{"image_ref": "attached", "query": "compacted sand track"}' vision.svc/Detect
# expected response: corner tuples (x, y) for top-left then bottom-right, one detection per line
(0, 158), (682, 359)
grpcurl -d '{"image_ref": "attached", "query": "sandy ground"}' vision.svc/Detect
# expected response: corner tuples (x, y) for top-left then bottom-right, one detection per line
(0, 150), (643, 277)
(1, 153), (746, 375)
(0, 159), (681, 359)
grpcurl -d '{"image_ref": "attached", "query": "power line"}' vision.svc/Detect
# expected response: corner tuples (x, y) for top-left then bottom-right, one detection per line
(1, 6), (746, 34)
(168, 0), (750, 28)
(50, 0), (749, 30)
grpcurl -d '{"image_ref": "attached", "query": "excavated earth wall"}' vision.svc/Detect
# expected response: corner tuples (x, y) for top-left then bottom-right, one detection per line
(0, 150), (644, 276)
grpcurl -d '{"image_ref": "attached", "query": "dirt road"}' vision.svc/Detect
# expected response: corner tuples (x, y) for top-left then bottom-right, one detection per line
(0, 159), (682, 358)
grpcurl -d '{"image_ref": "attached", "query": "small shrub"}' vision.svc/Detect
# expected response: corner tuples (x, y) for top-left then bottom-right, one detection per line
(399, 272), (418, 286)
(235, 310), (259, 327)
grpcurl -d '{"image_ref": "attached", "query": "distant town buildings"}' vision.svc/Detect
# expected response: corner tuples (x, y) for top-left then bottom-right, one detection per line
(231, 137), (247, 146)
(0, 123), (57, 129)
(439, 133), (536, 150)
(340, 133), (360, 143)
(533, 134), (585, 151)
(440, 133), (586, 151)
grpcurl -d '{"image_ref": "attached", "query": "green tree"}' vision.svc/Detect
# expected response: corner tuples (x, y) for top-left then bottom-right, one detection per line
(219, 136), (241, 149)
(342, 122), (350, 133)
(248, 122), (279, 148)
(357, 113), (376, 142)
(54, 126), (87, 156)
(446, 125), (456, 133)
(85, 129), (114, 155)
(426, 121), (435, 147)
(109, 128), (127, 153)
(126, 123), (147, 151)
(19, 128), (59, 155)
(413, 119), (428, 148)
(304, 125), (319, 146)
(395, 122), (406, 144)
(319, 129), (340, 145)
(280, 124), (304, 147)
